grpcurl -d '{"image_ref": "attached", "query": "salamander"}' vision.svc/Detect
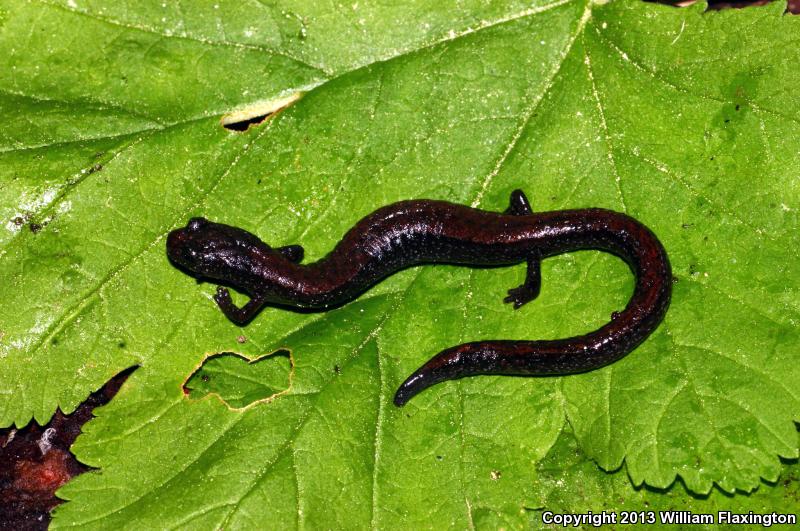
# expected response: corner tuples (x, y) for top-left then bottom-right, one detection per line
(166, 190), (672, 406)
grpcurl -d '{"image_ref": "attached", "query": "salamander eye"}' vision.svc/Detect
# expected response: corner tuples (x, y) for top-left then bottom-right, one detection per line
(188, 217), (208, 231)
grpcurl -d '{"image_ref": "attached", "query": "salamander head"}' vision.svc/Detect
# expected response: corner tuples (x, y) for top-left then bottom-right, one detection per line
(167, 217), (287, 290)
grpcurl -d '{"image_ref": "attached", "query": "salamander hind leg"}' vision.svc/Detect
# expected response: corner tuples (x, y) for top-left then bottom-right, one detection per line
(503, 189), (533, 216)
(213, 286), (267, 325)
(503, 254), (541, 309)
(501, 190), (540, 309)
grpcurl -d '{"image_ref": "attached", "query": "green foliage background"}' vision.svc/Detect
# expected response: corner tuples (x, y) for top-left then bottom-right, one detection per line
(0, 0), (797, 527)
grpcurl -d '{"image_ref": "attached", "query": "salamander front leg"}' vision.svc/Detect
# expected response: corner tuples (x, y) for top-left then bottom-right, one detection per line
(213, 286), (266, 325)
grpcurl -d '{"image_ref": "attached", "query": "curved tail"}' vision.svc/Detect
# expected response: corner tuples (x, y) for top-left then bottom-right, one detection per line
(394, 293), (670, 406)
(393, 202), (672, 407)
(393, 334), (656, 407)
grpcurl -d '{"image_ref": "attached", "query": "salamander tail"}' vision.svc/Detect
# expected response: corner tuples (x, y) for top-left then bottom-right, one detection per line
(393, 344), (488, 406)
(393, 366), (447, 407)
(392, 371), (430, 407)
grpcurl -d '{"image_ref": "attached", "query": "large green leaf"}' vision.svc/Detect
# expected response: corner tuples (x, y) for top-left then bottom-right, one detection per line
(0, 0), (797, 526)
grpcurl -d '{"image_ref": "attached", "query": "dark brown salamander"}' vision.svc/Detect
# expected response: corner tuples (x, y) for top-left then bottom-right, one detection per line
(167, 190), (671, 406)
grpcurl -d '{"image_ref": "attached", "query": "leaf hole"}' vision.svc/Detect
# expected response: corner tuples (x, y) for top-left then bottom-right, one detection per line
(182, 350), (294, 410)
(221, 92), (303, 133)
(223, 114), (272, 132)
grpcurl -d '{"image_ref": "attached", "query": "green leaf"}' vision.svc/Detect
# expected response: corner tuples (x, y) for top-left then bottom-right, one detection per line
(0, 0), (797, 526)
(530, 423), (800, 529)
(183, 351), (293, 409)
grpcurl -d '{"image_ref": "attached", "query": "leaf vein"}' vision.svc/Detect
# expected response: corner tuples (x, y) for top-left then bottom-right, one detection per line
(33, 0), (330, 75)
